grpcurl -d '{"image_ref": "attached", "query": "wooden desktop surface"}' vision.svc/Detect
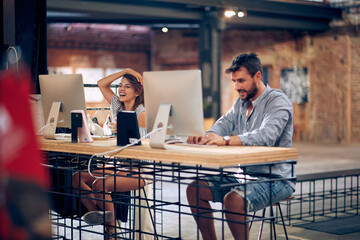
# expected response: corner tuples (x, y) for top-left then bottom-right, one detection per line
(39, 137), (298, 167)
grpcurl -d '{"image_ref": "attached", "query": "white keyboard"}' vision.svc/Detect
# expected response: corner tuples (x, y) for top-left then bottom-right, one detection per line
(171, 142), (218, 148)
(54, 133), (71, 139)
(52, 134), (113, 140)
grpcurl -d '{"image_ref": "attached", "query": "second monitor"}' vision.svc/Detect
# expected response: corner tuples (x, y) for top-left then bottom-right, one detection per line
(143, 69), (204, 148)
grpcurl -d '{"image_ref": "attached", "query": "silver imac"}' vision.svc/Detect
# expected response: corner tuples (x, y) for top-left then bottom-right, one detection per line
(143, 69), (204, 148)
(39, 74), (88, 140)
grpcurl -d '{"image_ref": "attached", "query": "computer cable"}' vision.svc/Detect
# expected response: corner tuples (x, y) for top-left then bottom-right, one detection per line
(36, 120), (64, 135)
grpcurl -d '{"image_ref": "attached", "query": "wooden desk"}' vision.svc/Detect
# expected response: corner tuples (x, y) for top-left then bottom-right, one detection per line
(40, 137), (298, 240)
(39, 137), (298, 167)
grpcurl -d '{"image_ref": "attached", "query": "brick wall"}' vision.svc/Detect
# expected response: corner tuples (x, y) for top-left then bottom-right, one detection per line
(152, 28), (199, 70)
(307, 34), (350, 143)
(351, 36), (360, 142)
(48, 48), (149, 72)
(47, 23), (150, 72)
(47, 24), (151, 125)
(46, 24), (360, 143)
(219, 30), (358, 143)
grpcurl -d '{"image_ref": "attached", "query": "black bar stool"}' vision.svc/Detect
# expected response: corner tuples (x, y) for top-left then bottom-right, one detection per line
(249, 196), (294, 240)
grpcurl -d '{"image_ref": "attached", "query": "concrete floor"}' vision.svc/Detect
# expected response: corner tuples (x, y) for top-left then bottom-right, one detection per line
(157, 142), (360, 240)
(57, 142), (360, 240)
(292, 142), (360, 175)
(250, 142), (360, 240)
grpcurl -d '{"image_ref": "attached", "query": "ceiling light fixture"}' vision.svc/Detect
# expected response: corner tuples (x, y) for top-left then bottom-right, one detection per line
(224, 10), (236, 18)
(237, 11), (246, 18)
(161, 27), (168, 33)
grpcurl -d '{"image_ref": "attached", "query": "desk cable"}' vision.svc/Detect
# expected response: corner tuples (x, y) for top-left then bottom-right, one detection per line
(36, 120), (64, 135)
(88, 127), (163, 179)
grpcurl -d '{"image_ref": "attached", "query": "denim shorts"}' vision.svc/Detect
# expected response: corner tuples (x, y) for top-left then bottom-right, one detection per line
(204, 174), (295, 213)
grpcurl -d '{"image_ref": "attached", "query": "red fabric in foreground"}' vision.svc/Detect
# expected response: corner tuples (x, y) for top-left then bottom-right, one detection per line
(0, 71), (49, 187)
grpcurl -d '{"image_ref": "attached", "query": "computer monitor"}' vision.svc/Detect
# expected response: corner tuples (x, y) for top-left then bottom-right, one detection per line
(143, 69), (204, 148)
(39, 74), (88, 140)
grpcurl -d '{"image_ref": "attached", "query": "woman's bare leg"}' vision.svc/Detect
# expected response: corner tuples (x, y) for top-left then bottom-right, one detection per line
(92, 171), (146, 229)
(72, 169), (116, 211)
(72, 171), (98, 211)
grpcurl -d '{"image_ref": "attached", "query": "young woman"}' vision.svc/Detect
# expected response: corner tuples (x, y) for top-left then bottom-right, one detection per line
(72, 68), (150, 239)
(99, 68), (145, 135)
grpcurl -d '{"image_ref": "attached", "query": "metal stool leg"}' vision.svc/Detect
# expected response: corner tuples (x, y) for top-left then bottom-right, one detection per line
(276, 202), (289, 240)
(258, 208), (266, 240)
(249, 211), (256, 230)
(270, 205), (277, 240)
(256, 202), (289, 240)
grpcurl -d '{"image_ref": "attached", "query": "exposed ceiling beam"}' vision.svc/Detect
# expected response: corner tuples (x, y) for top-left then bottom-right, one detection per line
(226, 14), (329, 31)
(144, 0), (342, 20)
(46, 0), (342, 31)
(47, 0), (202, 21)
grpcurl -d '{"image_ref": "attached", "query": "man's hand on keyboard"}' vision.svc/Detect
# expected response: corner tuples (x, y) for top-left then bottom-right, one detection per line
(187, 132), (223, 146)
(187, 136), (204, 144)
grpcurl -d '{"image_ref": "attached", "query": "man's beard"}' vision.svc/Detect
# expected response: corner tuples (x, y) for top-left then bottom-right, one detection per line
(239, 82), (258, 101)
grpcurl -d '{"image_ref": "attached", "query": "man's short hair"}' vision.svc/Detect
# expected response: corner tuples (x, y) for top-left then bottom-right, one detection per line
(225, 53), (263, 77)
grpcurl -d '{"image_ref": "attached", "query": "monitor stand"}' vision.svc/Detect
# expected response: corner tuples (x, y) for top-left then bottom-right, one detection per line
(149, 103), (172, 149)
(43, 102), (62, 140)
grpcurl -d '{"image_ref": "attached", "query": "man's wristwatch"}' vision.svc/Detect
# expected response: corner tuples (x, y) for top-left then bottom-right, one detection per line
(223, 136), (230, 146)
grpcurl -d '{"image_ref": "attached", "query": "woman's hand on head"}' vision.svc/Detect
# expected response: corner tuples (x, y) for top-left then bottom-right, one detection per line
(126, 68), (143, 85)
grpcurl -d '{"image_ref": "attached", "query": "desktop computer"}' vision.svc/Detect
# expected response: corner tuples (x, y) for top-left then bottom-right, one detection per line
(39, 74), (101, 141)
(143, 69), (204, 148)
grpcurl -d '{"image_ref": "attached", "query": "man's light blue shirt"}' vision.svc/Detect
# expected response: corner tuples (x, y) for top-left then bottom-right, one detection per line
(208, 84), (296, 189)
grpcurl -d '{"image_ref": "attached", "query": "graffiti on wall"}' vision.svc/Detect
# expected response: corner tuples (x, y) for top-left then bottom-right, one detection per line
(280, 67), (309, 104)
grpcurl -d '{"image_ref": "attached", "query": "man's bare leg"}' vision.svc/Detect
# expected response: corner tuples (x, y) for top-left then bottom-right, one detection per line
(224, 191), (249, 240)
(186, 181), (217, 240)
